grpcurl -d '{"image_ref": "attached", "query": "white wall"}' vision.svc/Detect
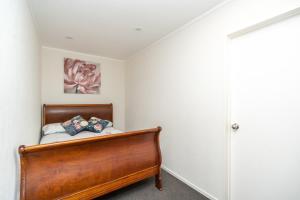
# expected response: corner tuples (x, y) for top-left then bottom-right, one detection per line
(125, 0), (300, 200)
(0, 0), (41, 199)
(41, 47), (126, 130)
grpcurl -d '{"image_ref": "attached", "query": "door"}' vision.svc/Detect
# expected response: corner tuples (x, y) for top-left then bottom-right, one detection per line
(230, 14), (300, 200)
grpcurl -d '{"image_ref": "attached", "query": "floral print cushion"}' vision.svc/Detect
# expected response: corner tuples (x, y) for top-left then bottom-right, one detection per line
(62, 115), (89, 136)
(86, 117), (111, 133)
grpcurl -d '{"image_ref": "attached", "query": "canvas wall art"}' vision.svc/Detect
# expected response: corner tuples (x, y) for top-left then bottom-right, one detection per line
(64, 58), (101, 94)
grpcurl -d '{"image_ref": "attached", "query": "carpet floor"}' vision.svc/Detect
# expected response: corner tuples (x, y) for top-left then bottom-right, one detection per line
(95, 170), (209, 200)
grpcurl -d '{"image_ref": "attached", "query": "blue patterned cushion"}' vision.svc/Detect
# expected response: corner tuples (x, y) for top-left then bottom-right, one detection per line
(86, 117), (111, 133)
(62, 115), (88, 136)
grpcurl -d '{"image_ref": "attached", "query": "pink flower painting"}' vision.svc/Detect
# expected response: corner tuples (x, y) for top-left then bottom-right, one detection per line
(64, 58), (101, 94)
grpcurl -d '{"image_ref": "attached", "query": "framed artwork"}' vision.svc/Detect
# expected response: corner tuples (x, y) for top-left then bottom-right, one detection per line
(64, 58), (101, 94)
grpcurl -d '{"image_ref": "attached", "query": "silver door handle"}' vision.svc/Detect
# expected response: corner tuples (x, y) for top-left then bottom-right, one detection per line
(232, 123), (239, 131)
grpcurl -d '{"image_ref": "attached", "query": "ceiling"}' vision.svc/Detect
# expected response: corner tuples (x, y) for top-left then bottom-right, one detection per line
(28, 0), (225, 60)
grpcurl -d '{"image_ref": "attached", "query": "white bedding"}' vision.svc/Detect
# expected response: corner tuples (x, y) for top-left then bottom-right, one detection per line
(40, 127), (123, 144)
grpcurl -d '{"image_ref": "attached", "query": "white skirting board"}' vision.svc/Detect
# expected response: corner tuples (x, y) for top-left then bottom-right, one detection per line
(161, 165), (219, 200)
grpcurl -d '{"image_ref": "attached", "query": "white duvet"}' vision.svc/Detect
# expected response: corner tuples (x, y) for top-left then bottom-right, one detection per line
(40, 127), (123, 144)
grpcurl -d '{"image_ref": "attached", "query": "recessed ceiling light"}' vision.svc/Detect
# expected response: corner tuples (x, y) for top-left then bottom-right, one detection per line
(65, 36), (73, 40)
(134, 28), (142, 32)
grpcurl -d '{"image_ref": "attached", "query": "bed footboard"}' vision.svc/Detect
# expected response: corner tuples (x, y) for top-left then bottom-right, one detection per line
(19, 127), (162, 200)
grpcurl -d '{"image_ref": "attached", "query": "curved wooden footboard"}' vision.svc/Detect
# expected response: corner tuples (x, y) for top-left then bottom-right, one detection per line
(19, 127), (162, 200)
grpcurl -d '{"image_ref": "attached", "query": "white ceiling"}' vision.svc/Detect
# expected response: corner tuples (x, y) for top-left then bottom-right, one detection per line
(28, 0), (225, 60)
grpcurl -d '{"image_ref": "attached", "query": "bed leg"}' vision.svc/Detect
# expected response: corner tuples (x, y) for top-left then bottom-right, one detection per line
(155, 173), (162, 191)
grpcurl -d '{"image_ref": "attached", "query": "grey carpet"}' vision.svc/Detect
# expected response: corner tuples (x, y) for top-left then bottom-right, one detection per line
(95, 170), (209, 200)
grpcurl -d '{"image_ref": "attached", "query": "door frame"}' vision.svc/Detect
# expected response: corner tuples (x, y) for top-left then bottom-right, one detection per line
(225, 7), (300, 200)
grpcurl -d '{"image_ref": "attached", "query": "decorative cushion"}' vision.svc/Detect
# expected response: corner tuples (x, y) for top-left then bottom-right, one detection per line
(42, 123), (66, 135)
(62, 115), (88, 136)
(86, 117), (112, 133)
(106, 120), (113, 128)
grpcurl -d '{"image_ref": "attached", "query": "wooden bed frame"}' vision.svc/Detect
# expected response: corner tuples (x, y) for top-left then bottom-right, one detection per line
(19, 104), (162, 200)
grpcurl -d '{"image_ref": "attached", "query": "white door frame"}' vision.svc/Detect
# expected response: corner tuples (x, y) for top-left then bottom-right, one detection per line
(225, 7), (300, 200)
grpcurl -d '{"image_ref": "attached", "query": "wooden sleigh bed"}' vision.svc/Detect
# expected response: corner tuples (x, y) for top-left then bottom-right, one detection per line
(19, 104), (162, 200)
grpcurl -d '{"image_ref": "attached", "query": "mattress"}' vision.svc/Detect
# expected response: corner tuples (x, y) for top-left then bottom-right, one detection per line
(40, 127), (122, 144)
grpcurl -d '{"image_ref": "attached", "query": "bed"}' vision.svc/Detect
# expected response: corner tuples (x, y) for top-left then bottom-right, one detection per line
(19, 104), (162, 200)
(40, 127), (123, 144)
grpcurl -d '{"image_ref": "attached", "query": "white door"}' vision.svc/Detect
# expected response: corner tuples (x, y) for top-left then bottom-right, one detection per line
(230, 14), (300, 200)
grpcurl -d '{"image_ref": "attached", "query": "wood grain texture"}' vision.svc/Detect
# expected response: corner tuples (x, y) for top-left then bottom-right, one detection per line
(19, 104), (162, 200)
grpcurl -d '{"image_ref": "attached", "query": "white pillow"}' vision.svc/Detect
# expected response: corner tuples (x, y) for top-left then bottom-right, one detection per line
(42, 123), (66, 135)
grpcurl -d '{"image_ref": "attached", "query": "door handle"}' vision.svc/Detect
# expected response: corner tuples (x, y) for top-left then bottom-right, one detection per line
(232, 123), (239, 131)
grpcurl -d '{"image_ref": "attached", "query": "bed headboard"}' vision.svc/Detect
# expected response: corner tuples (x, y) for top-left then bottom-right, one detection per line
(42, 104), (113, 126)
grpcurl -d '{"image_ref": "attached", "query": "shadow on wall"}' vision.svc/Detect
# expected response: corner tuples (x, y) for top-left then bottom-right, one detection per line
(14, 149), (20, 200)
